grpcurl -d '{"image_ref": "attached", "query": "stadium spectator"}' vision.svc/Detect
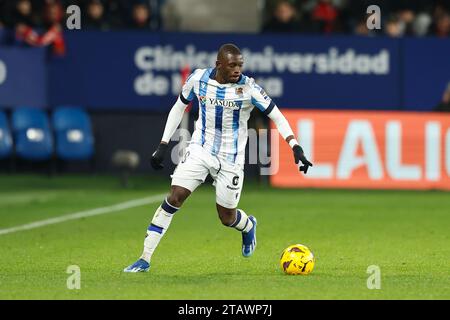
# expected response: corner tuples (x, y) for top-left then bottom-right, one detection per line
(39, 0), (66, 55)
(384, 16), (404, 37)
(431, 11), (450, 37)
(311, 0), (341, 33)
(397, 9), (416, 36)
(104, 0), (130, 29)
(13, 0), (41, 46)
(11, 0), (37, 27)
(83, 0), (110, 30)
(434, 82), (450, 112)
(353, 18), (377, 37)
(12, 0), (66, 56)
(262, 0), (312, 33)
(413, 12), (432, 36)
(129, 2), (153, 30)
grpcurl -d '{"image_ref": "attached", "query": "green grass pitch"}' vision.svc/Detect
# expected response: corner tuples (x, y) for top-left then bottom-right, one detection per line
(0, 174), (449, 299)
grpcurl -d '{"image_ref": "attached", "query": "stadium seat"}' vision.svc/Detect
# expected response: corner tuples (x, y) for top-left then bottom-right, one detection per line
(0, 110), (13, 159)
(11, 107), (53, 161)
(52, 107), (94, 160)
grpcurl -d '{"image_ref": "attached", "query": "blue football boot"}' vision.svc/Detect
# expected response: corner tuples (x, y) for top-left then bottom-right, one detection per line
(123, 258), (150, 272)
(242, 216), (257, 257)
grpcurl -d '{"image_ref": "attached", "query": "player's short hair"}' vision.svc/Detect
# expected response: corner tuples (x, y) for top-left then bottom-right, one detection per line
(217, 43), (242, 60)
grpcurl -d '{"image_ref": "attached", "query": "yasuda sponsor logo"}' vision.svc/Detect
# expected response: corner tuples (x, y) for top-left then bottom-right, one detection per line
(208, 98), (240, 109)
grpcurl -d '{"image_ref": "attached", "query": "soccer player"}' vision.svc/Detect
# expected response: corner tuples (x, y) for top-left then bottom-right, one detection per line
(124, 43), (313, 272)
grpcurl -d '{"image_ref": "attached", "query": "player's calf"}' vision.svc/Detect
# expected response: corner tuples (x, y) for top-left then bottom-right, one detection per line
(123, 197), (181, 272)
(217, 205), (257, 257)
(141, 197), (180, 262)
(224, 208), (254, 233)
(217, 206), (236, 226)
(229, 209), (257, 257)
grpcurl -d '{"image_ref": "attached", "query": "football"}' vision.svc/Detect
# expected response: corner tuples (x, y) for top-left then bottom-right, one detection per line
(280, 244), (315, 275)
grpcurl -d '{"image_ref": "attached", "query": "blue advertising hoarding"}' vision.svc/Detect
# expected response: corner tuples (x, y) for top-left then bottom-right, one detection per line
(403, 37), (450, 111)
(48, 32), (401, 111)
(0, 47), (47, 108)
(1, 31), (449, 112)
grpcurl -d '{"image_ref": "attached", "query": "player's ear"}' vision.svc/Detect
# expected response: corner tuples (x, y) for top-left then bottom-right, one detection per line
(215, 60), (221, 69)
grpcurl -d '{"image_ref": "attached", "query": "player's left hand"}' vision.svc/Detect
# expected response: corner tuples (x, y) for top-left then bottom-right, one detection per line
(292, 145), (313, 174)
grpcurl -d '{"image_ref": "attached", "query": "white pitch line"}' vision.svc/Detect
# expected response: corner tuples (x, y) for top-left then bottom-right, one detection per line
(0, 193), (166, 236)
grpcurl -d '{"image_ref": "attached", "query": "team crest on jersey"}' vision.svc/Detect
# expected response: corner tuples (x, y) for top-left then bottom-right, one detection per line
(235, 87), (244, 96)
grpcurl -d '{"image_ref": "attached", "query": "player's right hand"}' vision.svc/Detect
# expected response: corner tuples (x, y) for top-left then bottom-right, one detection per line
(150, 143), (168, 170)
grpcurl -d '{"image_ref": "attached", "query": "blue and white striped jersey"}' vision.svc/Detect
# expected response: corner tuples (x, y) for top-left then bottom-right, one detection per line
(180, 68), (275, 166)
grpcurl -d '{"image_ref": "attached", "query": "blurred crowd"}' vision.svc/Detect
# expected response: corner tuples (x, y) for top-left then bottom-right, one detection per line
(0, 0), (449, 38)
(0, 0), (67, 55)
(0, 0), (162, 55)
(0, 0), (161, 31)
(263, 0), (450, 37)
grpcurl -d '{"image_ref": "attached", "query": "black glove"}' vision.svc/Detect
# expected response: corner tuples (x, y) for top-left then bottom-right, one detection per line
(150, 143), (168, 170)
(293, 145), (313, 174)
